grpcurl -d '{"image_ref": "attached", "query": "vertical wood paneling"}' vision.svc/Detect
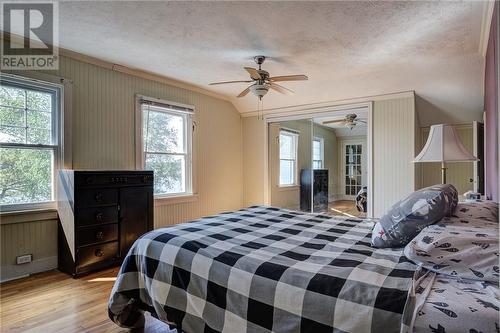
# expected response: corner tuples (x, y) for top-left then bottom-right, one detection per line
(420, 125), (474, 194)
(0, 220), (57, 265)
(372, 97), (416, 217)
(2, 53), (243, 278)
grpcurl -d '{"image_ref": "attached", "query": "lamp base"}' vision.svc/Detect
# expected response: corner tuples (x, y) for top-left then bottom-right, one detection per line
(441, 162), (447, 184)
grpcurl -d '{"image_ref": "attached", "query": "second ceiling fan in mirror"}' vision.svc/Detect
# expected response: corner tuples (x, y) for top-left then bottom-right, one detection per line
(322, 114), (367, 130)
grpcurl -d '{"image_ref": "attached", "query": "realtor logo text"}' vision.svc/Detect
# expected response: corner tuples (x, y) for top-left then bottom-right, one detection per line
(1, 2), (59, 70)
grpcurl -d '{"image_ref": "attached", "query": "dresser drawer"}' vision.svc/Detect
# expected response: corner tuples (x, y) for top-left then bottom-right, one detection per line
(76, 241), (119, 268)
(78, 224), (118, 247)
(77, 206), (118, 226)
(77, 188), (118, 207)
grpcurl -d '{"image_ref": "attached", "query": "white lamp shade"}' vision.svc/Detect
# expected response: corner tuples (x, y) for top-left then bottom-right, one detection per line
(414, 124), (479, 162)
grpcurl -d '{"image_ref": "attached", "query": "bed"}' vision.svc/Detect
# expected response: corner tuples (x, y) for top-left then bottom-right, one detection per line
(108, 206), (416, 332)
(108, 203), (499, 333)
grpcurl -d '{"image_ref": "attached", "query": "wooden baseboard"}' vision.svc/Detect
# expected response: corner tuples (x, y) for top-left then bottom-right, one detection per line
(1, 256), (57, 283)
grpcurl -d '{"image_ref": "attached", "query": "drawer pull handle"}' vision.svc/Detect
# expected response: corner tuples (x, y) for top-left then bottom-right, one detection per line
(95, 193), (103, 202)
(95, 213), (103, 221)
(95, 249), (104, 257)
(96, 231), (104, 240)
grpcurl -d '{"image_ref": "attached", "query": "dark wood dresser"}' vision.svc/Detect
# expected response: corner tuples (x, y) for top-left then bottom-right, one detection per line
(300, 169), (329, 212)
(57, 170), (154, 277)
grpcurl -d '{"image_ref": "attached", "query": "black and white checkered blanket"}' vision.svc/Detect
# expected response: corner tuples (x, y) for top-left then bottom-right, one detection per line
(108, 206), (417, 333)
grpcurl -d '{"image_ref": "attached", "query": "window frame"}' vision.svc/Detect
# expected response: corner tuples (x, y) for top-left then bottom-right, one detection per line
(0, 74), (63, 212)
(278, 129), (299, 187)
(312, 137), (324, 169)
(135, 95), (195, 199)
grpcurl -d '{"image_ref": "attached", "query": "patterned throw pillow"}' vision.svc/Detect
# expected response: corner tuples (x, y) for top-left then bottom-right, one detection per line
(371, 184), (458, 248)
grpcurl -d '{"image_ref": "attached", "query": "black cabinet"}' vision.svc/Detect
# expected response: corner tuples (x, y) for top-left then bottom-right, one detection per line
(57, 170), (153, 277)
(300, 169), (328, 212)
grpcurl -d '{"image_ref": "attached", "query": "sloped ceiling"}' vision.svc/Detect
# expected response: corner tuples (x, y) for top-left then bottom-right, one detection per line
(54, 1), (488, 125)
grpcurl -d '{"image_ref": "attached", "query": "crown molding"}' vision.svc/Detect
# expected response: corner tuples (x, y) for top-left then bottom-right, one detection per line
(1, 31), (233, 103)
(479, 1), (495, 58)
(241, 91), (415, 118)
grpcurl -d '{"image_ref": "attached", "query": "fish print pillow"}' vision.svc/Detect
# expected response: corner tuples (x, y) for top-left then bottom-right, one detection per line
(404, 222), (499, 283)
(371, 184), (458, 248)
(451, 201), (498, 223)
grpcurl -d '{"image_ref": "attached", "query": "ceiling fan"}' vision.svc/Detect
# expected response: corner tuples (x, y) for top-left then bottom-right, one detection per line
(322, 114), (367, 130)
(209, 56), (308, 100)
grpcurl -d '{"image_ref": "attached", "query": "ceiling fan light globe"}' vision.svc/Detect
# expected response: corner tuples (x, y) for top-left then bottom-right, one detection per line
(250, 84), (269, 98)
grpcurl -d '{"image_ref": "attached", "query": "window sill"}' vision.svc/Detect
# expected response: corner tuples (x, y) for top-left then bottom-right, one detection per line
(154, 193), (199, 206)
(277, 185), (300, 192)
(0, 208), (58, 225)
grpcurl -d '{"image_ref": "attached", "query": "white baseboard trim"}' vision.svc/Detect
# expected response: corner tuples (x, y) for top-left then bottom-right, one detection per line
(1, 256), (57, 283)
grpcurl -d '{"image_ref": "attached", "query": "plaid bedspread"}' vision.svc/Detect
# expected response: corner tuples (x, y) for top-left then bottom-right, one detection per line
(108, 206), (417, 333)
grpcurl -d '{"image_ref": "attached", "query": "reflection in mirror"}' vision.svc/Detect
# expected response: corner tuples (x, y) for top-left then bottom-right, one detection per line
(313, 110), (368, 218)
(268, 119), (312, 212)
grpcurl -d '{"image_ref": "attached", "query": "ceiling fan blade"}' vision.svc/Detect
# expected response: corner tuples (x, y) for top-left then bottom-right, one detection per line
(237, 86), (252, 98)
(209, 80), (253, 85)
(268, 75), (308, 82)
(323, 119), (347, 125)
(269, 83), (294, 96)
(356, 119), (367, 124)
(244, 67), (261, 80)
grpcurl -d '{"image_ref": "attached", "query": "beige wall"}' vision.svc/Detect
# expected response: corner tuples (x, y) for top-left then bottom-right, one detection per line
(242, 116), (267, 207)
(1, 54), (243, 280)
(372, 96), (417, 217)
(314, 124), (338, 201)
(419, 125), (474, 194)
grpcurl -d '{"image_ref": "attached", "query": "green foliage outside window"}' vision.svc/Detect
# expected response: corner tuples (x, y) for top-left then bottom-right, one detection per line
(0, 84), (55, 206)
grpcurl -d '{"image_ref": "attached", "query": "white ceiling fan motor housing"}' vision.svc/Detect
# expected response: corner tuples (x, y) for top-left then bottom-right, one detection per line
(251, 84), (269, 98)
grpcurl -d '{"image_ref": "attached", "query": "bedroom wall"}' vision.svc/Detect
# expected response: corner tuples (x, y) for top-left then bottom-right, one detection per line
(418, 125), (474, 195)
(372, 96), (416, 217)
(1, 54), (243, 281)
(314, 124), (339, 202)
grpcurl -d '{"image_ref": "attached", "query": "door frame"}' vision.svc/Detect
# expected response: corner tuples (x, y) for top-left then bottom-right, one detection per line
(340, 139), (366, 200)
(263, 101), (374, 218)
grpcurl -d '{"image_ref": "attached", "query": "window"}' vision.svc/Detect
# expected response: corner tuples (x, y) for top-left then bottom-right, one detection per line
(279, 129), (298, 186)
(312, 137), (324, 169)
(139, 97), (193, 196)
(0, 75), (61, 210)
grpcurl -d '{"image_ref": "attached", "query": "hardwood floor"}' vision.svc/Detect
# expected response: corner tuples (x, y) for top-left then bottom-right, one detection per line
(327, 200), (366, 218)
(0, 268), (173, 333)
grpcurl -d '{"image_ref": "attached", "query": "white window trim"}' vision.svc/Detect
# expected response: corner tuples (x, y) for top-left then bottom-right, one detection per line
(135, 95), (197, 204)
(278, 129), (299, 187)
(313, 136), (324, 169)
(0, 73), (67, 213)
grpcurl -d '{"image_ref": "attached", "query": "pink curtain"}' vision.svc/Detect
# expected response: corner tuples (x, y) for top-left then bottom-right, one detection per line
(484, 2), (499, 201)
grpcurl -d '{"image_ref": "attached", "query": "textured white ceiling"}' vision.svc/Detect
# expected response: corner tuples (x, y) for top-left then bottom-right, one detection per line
(57, 1), (487, 125)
